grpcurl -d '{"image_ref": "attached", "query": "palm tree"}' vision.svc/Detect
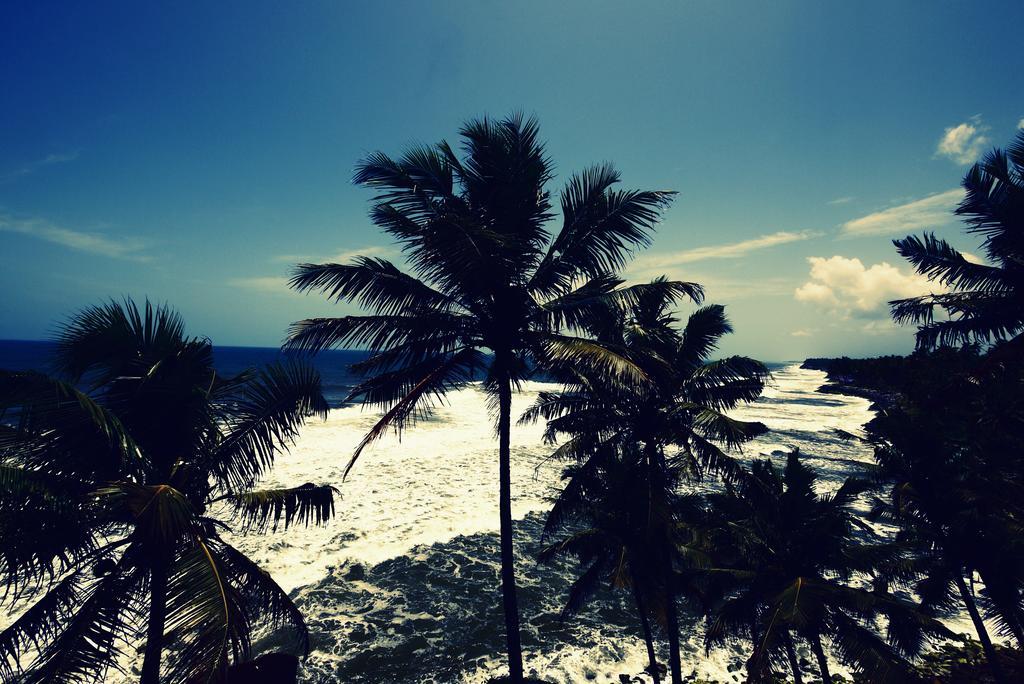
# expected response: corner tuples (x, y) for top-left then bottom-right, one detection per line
(883, 129), (1024, 682)
(891, 130), (1024, 350)
(284, 114), (700, 683)
(537, 445), (671, 683)
(863, 381), (1024, 684)
(523, 292), (770, 684)
(700, 451), (952, 684)
(0, 299), (335, 683)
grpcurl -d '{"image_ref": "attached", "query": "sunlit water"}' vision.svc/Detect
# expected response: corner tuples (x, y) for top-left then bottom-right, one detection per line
(222, 364), (887, 683)
(0, 343), (983, 682)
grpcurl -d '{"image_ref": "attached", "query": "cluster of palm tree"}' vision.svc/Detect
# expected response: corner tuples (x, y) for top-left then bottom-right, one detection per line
(695, 451), (955, 683)
(284, 114), (705, 683)
(858, 130), (1024, 683)
(283, 115), (990, 684)
(525, 295), (771, 683)
(0, 300), (335, 682)
(2, 117), (1020, 684)
(527, 299), (954, 682)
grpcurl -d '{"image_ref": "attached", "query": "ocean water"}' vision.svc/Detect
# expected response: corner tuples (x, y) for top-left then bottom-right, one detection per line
(0, 340), (368, 408)
(253, 364), (880, 684)
(0, 343), (970, 682)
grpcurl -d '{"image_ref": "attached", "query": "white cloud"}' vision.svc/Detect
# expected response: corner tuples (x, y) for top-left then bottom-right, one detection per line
(629, 230), (822, 276)
(790, 329), (814, 338)
(827, 196), (854, 205)
(861, 319), (902, 336)
(0, 215), (151, 261)
(227, 276), (292, 293)
(936, 118), (990, 164)
(839, 189), (962, 238)
(1018, 118), (1024, 130)
(0, 151), (80, 183)
(794, 255), (941, 322)
(694, 275), (795, 301)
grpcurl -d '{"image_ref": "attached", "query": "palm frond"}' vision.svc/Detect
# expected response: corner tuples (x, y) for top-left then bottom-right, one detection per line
(354, 143), (458, 205)
(690, 408), (768, 449)
(289, 257), (458, 314)
(347, 335), (470, 376)
(541, 451), (612, 540)
(209, 361), (328, 491)
(517, 390), (596, 426)
(52, 298), (189, 384)
(97, 482), (195, 548)
(560, 559), (607, 619)
(826, 611), (913, 683)
(0, 369), (145, 480)
(672, 432), (749, 483)
(10, 560), (142, 684)
(455, 113), (555, 262)
(683, 356), (771, 411)
(677, 305), (733, 366)
(0, 570), (90, 678)
(163, 537), (250, 683)
(283, 312), (471, 355)
(894, 233), (1010, 293)
(346, 350), (482, 409)
(534, 333), (649, 386)
(345, 347), (485, 478)
(214, 541), (310, 655)
(0, 481), (102, 595)
(220, 483), (337, 533)
(541, 276), (703, 333)
(530, 164), (675, 295)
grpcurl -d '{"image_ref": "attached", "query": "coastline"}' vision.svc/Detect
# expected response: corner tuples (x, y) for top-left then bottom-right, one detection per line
(800, 359), (898, 411)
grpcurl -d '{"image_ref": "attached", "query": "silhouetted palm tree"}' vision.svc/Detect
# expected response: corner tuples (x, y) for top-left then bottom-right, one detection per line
(0, 300), (334, 683)
(700, 451), (952, 684)
(891, 130), (1024, 349)
(538, 445), (671, 683)
(864, 381), (1024, 684)
(523, 291), (769, 684)
(284, 114), (698, 683)
(882, 128), (1024, 680)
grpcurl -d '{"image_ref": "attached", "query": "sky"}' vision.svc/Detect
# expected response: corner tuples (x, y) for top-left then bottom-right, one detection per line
(1, 1), (1022, 361)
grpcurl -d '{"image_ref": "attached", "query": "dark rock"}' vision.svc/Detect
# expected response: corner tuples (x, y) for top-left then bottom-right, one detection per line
(348, 624), (372, 642)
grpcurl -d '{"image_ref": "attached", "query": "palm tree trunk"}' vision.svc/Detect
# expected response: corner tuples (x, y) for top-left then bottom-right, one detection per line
(646, 443), (682, 684)
(783, 632), (803, 684)
(662, 566), (683, 684)
(955, 573), (1007, 684)
(497, 375), (524, 684)
(632, 582), (661, 683)
(140, 562), (168, 684)
(977, 569), (1024, 647)
(808, 632), (831, 684)
(746, 619), (763, 683)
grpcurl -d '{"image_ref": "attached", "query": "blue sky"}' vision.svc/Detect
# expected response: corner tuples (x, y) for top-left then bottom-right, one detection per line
(1, 1), (1021, 360)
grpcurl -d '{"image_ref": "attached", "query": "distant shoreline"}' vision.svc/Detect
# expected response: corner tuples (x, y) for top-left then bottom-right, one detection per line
(801, 357), (898, 410)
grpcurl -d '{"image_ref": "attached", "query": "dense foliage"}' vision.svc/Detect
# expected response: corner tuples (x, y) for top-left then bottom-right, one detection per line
(890, 131), (1024, 350)
(0, 300), (335, 683)
(531, 129), (1024, 684)
(1, 119), (1021, 684)
(527, 293), (769, 683)
(285, 114), (699, 684)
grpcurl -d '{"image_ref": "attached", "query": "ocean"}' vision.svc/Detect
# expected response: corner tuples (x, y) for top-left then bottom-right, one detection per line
(0, 341), (927, 683)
